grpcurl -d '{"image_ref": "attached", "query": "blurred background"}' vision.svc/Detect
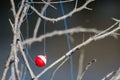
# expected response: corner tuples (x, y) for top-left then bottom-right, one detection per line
(0, 0), (120, 80)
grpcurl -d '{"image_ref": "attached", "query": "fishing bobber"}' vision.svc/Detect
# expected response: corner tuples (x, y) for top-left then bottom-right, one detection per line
(34, 55), (47, 67)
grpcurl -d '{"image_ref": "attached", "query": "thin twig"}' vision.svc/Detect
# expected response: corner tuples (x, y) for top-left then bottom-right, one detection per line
(94, 22), (119, 38)
(10, 0), (16, 17)
(14, 52), (20, 80)
(30, 0), (95, 22)
(33, 0), (52, 38)
(94, 23), (120, 40)
(18, 3), (30, 28)
(9, 63), (16, 80)
(9, 19), (14, 32)
(1, 48), (14, 80)
(2, 0), (120, 79)
(16, 0), (25, 17)
(79, 59), (96, 79)
(3, 0), (34, 80)
(50, 57), (69, 80)
(110, 68), (120, 80)
(75, 0), (78, 9)
(41, 0), (57, 10)
(34, 20), (120, 80)
(26, 0), (74, 4)
(24, 26), (119, 45)
(24, 27), (102, 45)
(101, 71), (115, 80)
(112, 18), (120, 23)
(77, 51), (84, 80)
(18, 41), (35, 79)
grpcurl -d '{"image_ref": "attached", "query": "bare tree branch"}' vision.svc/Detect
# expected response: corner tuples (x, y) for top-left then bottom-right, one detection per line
(1, 47), (14, 80)
(2, 0), (120, 79)
(80, 59), (96, 80)
(26, 0), (74, 4)
(101, 71), (115, 80)
(110, 68), (120, 80)
(9, 63), (16, 80)
(77, 51), (84, 80)
(23, 27), (102, 45)
(50, 57), (69, 80)
(30, 0), (95, 22)
(34, 20), (120, 79)
(33, 0), (52, 38)
(1, 0), (33, 80)
(18, 40), (35, 79)
(10, 0), (16, 17)
(41, 0), (57, 9)
(23, 26), (119, 45)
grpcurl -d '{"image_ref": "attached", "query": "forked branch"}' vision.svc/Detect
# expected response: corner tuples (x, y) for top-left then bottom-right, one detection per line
(33, 19), (120, 80)
(30, 0), (95, 22)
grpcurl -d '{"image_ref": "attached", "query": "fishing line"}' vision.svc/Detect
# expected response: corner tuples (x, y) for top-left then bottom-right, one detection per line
(43, 11), (47, 55)
(17, 0), (34, 22)
(24, 14), (35, 64)
(18, 0), (35, 64)
(19, 13), (34, 80)
(27, 0), (34, 15)
(59, 1), (74, 80)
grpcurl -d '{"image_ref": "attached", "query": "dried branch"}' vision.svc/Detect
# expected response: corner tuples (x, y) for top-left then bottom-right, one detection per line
(33, 20), (120, 80)
(112, 18), (120, 23)
(33, 0), (52, 38)
(110, 68), (120, 80)
(80, 59), (96, 80)
(14, 53), (20, 80)
(24, 26), (119, 45)
(24, 27), (102, 45)
(9, 19), (14, 32)
(50, 57), (69, 80)
(1, 0), (32, 80)
(18, 3), (30, 28)
(94, 20), (119, 38)
(30, 0), (95, 22)
(9, 63), (16, 80)
(26, 0), (74, 4)
(16, 0), (25, 18)
(75, 0), (78, 9)
(18, 40), (35, 79)
(41, 0), (57, 9)
(77, 51), (84, 80)
(101, 67), (120, 80)
(101, 71), (115, 80)
(10, 0), (16, 17)
(94, 23), (120, 40)
(1, 48), (14, 80)
(2, 0), (120, 79)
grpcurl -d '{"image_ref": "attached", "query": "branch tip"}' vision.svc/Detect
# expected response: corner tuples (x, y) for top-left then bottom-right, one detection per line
(85, 7), (93, 10)
(88, 59), (96, 65)
(112, 18), (120, 22)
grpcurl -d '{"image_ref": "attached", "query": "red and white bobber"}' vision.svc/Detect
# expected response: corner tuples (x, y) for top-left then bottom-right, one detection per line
(34, 55), (47, 67)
